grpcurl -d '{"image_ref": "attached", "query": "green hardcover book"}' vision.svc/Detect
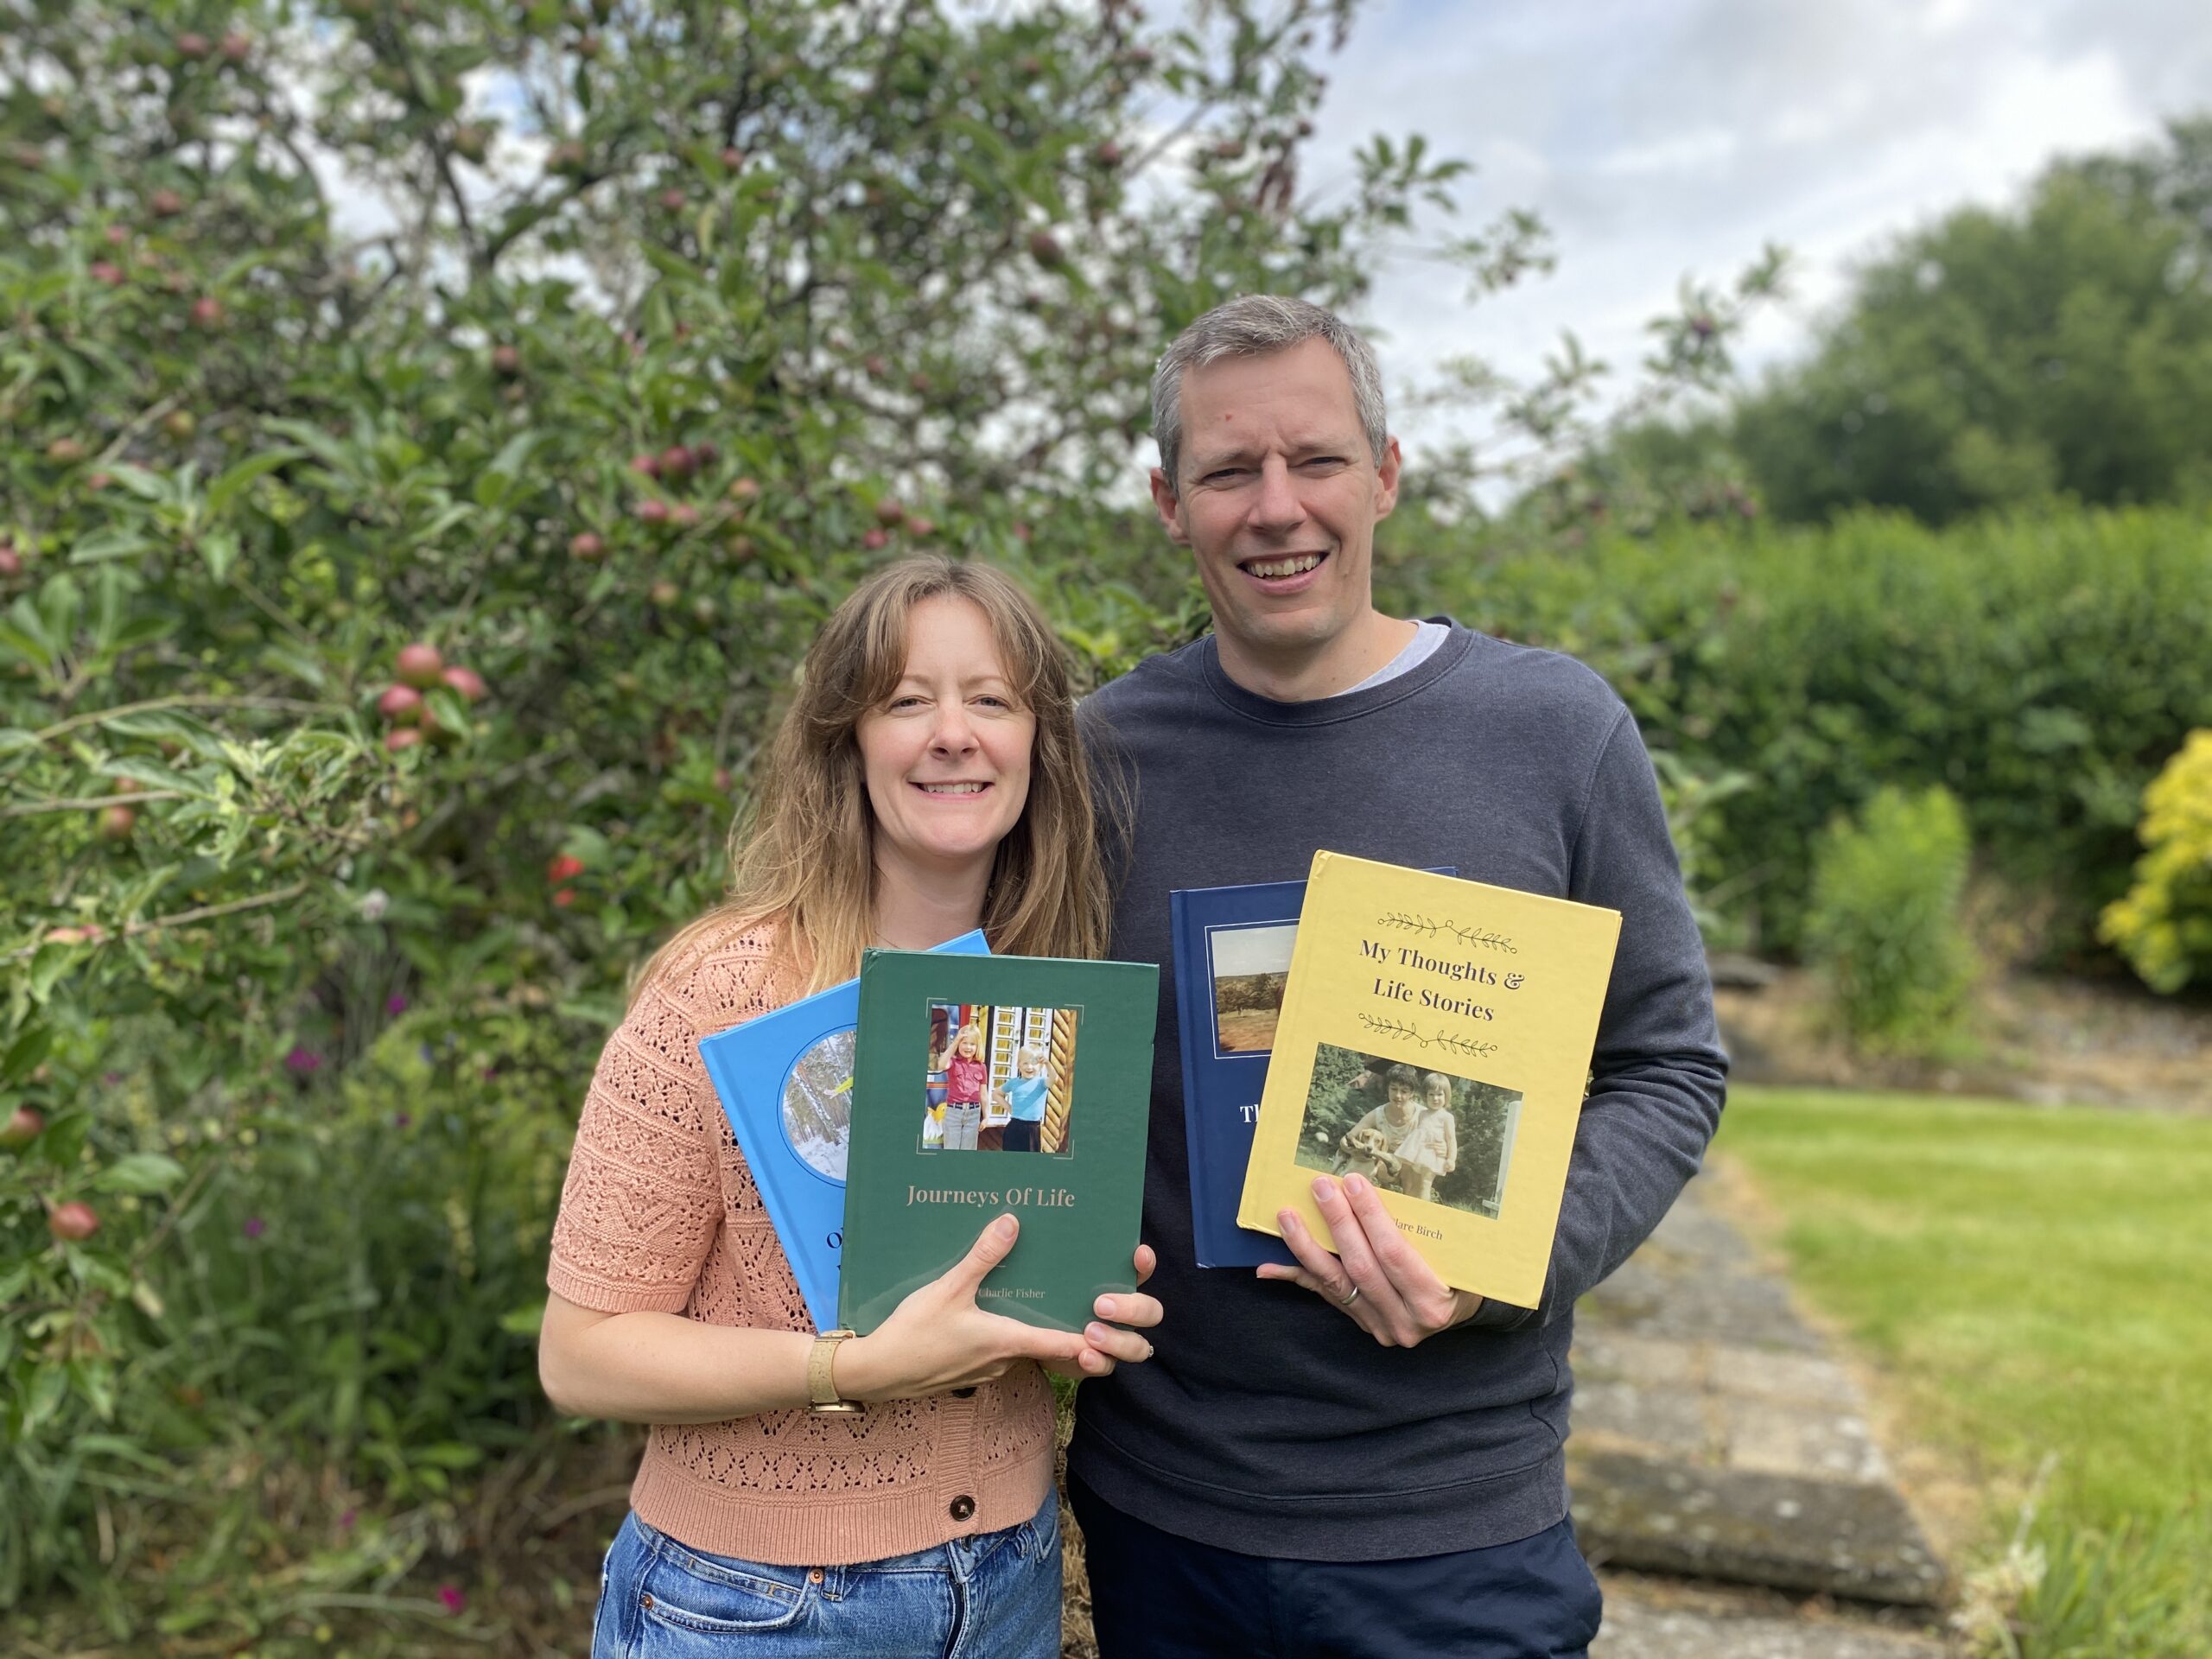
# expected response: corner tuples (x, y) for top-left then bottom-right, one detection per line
(839, 950), (1160, 1336)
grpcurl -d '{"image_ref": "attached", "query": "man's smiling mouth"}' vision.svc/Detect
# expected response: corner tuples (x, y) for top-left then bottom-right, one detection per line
(1239, 551), (1326, 579)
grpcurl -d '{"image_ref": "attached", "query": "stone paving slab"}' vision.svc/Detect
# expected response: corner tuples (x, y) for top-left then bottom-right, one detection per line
(1595, 1580), (1949, 1659)
(1575, 1451), (1948, 1605)
(1570, 1168), (1948, 1607)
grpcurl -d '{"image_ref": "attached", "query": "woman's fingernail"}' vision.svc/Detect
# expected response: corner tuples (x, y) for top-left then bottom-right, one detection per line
(993, 1216), (1017, 1241)
(1344, 1174), (1367, 1198)
(1096, 1297), (1117, 1319)
(1279, 1209), (1300, 1232)
(1312, 1177), (1337, 1203)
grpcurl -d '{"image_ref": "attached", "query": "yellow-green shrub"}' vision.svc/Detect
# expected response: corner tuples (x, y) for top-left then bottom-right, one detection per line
(2100, 730), (2212, 993)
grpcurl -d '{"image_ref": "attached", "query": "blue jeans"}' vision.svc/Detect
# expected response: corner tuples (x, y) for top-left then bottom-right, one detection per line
(591, 1494), (1061, 1658)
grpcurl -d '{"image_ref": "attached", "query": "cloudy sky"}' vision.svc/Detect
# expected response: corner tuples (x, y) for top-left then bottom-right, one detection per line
(1295, 0), (2212, 466)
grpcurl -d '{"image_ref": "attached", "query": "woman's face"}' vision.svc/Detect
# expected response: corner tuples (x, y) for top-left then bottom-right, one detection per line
(858, 595), (1036, 887)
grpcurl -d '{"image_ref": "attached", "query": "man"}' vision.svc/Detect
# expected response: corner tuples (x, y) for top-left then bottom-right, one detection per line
(1070, 296), (1728, 1658)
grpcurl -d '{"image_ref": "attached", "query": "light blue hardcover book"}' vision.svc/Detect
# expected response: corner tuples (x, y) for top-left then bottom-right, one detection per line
(698, 929), (989, 1332)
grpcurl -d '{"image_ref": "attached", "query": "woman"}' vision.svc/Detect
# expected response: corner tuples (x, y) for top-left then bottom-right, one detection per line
(540, 556), (1159, 1657)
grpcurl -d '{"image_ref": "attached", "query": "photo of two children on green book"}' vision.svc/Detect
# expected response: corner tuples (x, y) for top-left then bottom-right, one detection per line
(924, 1001), (1078, 1155)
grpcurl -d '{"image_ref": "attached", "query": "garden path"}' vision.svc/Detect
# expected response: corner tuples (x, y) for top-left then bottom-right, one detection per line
(1578, 1166), (1950, 1657)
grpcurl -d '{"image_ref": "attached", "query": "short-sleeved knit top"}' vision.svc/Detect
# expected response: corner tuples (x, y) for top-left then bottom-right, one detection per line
(545, 914), (1055, 1566)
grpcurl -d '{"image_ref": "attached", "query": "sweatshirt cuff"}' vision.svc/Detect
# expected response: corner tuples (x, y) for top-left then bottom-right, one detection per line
(1466, 1294), (1540, 1331)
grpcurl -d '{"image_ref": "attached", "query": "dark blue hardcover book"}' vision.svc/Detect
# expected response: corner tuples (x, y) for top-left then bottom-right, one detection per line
(1171, 881), (1303, 1268)
(1172, 871), (1449, 1268)
(698, 929), (988, 1332)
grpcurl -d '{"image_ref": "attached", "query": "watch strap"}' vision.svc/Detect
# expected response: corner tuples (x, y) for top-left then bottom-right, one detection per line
(806, 1329), (862, 1414)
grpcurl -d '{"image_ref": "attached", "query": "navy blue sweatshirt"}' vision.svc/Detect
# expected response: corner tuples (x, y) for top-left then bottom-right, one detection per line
(1068, 623), (1727, 1560)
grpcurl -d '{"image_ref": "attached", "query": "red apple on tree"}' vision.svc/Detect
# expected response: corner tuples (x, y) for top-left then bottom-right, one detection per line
(378, 684), (424, 723)
(91, 260), (126, 286)
(189, 296), (224, 327)
(384, 727), (423, 754)
(727, 476), (760, 504)
(149, 188), (185, 217)
(634, 499), (671, 526)
(441, 665), (487, 702)
(491, 343), (523, 376)
(396, 643), (445, 689)
(862, 528), (890, 551)
(874, 497), (905, 526)
(546, 853), (585, 886)
(1, 1106), (44, 1149)
(175, 32), (212, 60)
(629, 452), (661, 478)
(658, 444), (696, 480)
(569, 531), (605, 562)
(97, 804), (136, 842)
(48, 1201), (101, 1242)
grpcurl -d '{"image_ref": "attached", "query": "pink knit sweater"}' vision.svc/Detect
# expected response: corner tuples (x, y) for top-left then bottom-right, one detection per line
(545, 917), (1054, 1565)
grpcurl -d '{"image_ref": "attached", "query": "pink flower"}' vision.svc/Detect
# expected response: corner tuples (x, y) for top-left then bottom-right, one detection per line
(438, 1584), (467, 1614)
(393, 1111), (413, 1129)
(284, 1046), (322, 1074)
(243, 1216), (266, 1239)
(385, 994), (409, 1015)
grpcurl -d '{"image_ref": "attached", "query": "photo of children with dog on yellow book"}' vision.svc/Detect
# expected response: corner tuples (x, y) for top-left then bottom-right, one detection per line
(1237, 850), (1622, 1310)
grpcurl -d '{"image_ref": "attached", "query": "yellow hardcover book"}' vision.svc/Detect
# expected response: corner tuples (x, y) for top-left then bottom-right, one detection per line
(1236, 850), (1622, 1310)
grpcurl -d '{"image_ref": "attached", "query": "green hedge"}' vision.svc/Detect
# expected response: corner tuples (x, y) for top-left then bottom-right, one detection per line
(1384, 505), (2212, 957)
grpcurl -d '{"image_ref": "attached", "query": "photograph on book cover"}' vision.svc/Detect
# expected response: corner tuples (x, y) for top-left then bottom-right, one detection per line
(779, 1028), (857, 1180)
(1207, 920), (1297, 1056)
(923, 1001), (1080, 1154)
(1294, 1041), (1522, 1219)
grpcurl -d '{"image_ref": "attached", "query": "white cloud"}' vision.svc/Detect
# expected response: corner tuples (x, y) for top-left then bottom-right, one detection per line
(1289, 0), (2200, 486)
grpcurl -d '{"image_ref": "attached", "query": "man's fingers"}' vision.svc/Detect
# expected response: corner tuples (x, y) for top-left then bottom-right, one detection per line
(1095, 1290), (1163, 1329)
(1274, 1205), (1352, 1295)
(1084, 1321), (1155, 1364)
(1339, 1173), (1448, 1301)
(1132, 1243), (1157, 1287)
(1313, 1176), (1421, 1327)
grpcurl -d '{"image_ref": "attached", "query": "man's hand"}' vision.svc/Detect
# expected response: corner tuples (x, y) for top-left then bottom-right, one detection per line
(1255, 1174), (1482, 1347)
(1046, 1244), (1162, 1380)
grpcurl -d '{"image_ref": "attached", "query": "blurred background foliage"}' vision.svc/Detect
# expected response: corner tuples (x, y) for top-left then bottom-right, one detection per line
(1, 0), (2208, 1651)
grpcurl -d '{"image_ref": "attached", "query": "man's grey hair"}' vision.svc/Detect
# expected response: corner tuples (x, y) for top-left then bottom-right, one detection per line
(1150, 296), (1389, 489)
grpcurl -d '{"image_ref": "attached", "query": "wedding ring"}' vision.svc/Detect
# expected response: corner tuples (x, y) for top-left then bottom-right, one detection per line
(1338, 1284), (1361, 1307)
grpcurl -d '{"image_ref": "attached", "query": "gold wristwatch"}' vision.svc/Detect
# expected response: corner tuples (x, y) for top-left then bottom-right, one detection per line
(806, 1329), (863, 1414)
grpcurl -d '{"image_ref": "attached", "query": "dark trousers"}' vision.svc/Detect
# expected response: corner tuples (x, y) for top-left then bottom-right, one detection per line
(1069, 1471), (1602, 1659)
(1001, 1118), (1043, 1153)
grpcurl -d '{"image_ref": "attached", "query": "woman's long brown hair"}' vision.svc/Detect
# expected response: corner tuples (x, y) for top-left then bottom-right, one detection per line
(635, 556), (1117, 1000)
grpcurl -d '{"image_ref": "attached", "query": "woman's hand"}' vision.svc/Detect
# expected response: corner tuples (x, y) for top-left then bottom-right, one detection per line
(1046, 1243), (1162, 1381)
(835, 1215), (1094, 1402)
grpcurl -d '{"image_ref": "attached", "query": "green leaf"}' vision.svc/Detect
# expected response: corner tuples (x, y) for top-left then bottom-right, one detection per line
(66, 527), (153, 565)
(207, 447), (305, 518)
(107, 757), (210, 798)
(94, 1153), (187, 1195)
(200, 531), (239, 583)
(498, 1299), (546, 1337)
(1, 1024), (54, 1086)
(424, 685), (472, 740)
(99, 463), (171, 502)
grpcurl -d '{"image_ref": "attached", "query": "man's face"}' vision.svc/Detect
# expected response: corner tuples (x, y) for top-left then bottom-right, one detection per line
(1151, 337), (1401, 676)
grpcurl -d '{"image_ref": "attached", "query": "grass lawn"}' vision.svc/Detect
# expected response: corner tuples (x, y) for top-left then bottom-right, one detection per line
(1715, 1086), (2210, 1653)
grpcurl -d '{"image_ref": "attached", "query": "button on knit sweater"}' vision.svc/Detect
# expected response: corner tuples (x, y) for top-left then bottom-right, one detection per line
(1069, 623), (1728, 1561)
(546, 918), (1055, 1566)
